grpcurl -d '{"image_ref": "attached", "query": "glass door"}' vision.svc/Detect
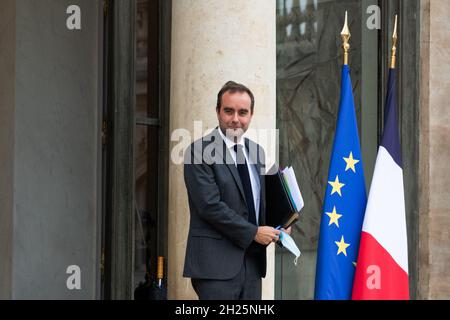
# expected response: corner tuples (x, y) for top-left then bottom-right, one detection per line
(134, 0), (161, 290)
(133, 0), (170, 297)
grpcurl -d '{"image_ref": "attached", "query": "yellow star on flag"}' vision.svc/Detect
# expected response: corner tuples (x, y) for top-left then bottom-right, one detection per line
(335, 236), (350, 256)
(343, 152), (360, 173)
(325, 206), (342, 227)
(328, 175), (345, 196)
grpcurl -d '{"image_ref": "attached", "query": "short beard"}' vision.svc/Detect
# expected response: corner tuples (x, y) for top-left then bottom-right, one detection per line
(224, 127), (245, 143)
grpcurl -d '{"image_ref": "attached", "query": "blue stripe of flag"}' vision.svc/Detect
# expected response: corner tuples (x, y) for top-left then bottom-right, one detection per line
(380, 69), (402, 168)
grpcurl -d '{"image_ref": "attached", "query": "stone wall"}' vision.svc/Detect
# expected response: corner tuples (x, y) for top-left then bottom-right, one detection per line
(0, 0), (102, 299)
(419, 0), (450, 299)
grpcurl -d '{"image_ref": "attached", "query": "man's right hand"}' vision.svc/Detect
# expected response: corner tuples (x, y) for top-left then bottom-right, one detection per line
(254, 226), (281, 245)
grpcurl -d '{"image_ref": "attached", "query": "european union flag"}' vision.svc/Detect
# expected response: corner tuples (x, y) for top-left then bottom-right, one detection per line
(314, 65), (367, 300)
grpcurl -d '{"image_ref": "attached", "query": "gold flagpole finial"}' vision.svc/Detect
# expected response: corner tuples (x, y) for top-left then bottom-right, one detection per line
(341, 11), (351, 65)
(391, 15), (398, 69)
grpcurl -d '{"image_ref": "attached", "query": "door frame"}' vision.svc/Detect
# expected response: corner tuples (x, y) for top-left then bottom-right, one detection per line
(103, 0), (136, 300)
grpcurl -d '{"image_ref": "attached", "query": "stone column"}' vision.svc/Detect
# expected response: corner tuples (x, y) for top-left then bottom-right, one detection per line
(168, 0), (276, 299)
(0, 0), (102, 299)
(419, 0), (450, 299)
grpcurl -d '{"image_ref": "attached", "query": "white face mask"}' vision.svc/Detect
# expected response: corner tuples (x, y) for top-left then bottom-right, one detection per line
(279, 231), (301, 266)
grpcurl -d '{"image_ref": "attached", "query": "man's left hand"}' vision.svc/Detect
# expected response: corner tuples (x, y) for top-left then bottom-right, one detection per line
(281, 227), (292, 235)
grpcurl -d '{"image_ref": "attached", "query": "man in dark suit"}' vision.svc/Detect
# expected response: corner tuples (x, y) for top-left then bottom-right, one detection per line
(183, 81), (287, 300)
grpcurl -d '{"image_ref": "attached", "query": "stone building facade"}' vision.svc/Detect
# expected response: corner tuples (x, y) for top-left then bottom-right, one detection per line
(0, 0), (448, 299)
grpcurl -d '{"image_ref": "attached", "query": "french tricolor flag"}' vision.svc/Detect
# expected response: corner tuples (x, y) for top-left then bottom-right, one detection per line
(352, 68), (409, 300)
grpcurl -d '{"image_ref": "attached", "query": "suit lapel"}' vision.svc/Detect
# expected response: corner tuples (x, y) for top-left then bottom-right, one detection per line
(211, 129), (247, 204)
(211, 129), (266, 224)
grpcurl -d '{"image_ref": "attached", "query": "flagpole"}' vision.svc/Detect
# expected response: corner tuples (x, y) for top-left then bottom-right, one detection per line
(341, 11), (351, 66)
(390, 15), (398, 69)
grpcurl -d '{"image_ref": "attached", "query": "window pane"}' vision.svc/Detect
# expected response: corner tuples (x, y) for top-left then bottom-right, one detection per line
(134, 124), (150, 288)
(136, 0), (148, 118)
(133, 0), (162, 296)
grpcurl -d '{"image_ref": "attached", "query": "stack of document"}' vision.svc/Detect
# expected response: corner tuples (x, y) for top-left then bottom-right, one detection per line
(280, 166), (304, 213)
(265, 166), (304, 229)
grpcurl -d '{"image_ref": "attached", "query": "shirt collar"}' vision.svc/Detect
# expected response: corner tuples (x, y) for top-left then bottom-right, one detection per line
(218, 127), (246, 151)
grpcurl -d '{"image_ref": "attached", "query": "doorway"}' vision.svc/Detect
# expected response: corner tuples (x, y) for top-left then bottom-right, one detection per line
(101, 0), (171, 300)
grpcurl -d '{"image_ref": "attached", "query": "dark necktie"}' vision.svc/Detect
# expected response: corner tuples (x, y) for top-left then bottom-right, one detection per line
(234, 144), (257, 225)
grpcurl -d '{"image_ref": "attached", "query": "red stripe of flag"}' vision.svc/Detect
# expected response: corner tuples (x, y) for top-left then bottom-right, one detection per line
(352, 232), (409, 300)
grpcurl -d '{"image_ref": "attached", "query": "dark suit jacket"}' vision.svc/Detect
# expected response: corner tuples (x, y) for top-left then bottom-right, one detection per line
(183, 128), (267, 280)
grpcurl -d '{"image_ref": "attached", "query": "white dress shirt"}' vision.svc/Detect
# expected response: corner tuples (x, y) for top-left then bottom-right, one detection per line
(218, 128), (261, 224)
